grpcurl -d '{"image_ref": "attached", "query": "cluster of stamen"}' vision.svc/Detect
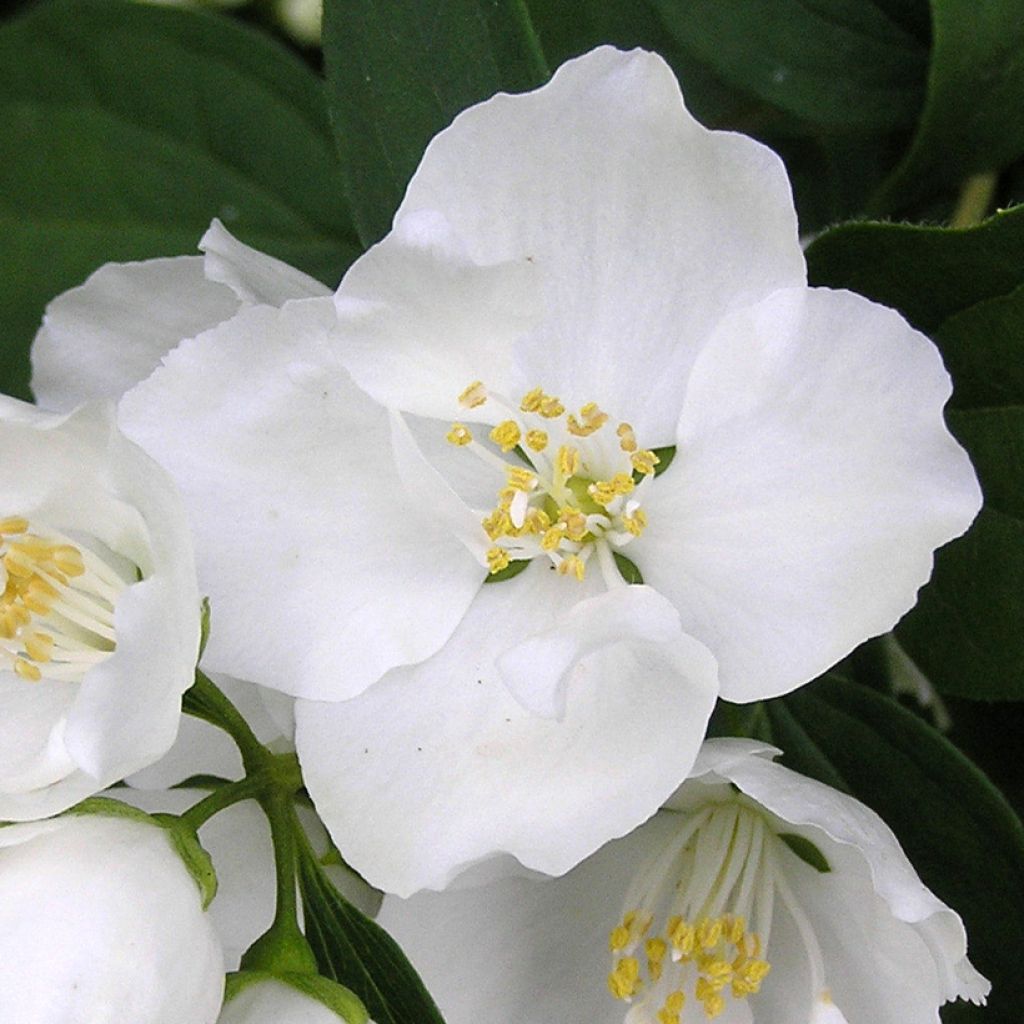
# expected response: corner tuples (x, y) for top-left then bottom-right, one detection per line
(1, 516), (127, 684)
(446, 382), (659, 583)
(606, 801), (776, 1023)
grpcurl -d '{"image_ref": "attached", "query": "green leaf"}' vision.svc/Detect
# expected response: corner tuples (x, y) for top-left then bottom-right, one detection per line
(298, 841), (446, 1024)
(870, 0), (1024, 213)
(322, 0), (550, 247)
(0, 0), (360, 399)
(806, 204), (1024, 333)
(648, 0), (927, 133)
(772, 675), (1024, 1024)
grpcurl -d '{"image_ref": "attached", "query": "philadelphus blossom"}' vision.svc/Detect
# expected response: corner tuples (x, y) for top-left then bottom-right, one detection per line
(0, 810), (224, 1024)
(378, 740), (990, 1024)
(47, 47), (979, 895)
(0, 398), (199, 820)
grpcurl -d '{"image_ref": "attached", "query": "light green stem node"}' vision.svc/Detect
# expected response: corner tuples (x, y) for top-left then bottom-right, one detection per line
(950, 171), (997, 229)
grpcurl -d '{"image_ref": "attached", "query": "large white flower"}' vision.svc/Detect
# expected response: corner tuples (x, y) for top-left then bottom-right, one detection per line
(0, 809), (224, 1024)
(378, 739), (990, 1024)
(0, 399), (200, 820)
(49, 47), (977, 894)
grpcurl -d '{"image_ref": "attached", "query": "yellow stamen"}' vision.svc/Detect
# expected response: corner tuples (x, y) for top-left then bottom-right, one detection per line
(486, 547), (510, 574)
(557, 554), (586, 581)
(458, 381), (487, 408)
(607, 957), (641, 1001)
(555, 445), (579, 480)
(0, 516), (29, 535)
(506, 466), (537, 492)
(631, 449), (661, 476)
(489, 420), (522, 453)
(524, 429), (548, 452)
(446, 423), (473, 447)
(617, 422), (638, 453)
(623, 508), (647, 537)
(14, 658), (41, 682)
(23, 632), (54, 663)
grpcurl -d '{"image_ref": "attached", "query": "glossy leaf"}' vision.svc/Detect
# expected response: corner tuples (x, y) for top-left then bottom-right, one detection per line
(322, 0), (550, 247)
(0, 0), (360, 399)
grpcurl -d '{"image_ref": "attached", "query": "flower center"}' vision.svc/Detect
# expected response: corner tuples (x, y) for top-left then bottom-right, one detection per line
(606, 801), (775, 1022)
(0, 515), (130, 684)
(446, 382), (659, 584)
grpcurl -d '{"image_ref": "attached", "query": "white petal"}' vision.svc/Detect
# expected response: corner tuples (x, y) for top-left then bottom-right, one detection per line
(378, 810), (682, 1024)
(693, 741), (989, 1008)
(119, 298), (482, 700)
(219, 978), (354, 1024)
(333, 209), (540, 422)
(396, 46), (805, 442)
(297, 563), (718, 896)
(31, 256), (239, 411)
(635, 287), (981, 701)
(201, 218), (331, 305)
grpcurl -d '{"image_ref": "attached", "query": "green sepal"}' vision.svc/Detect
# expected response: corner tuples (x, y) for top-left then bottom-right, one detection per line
(225, 971), (369, 1024)
(198, 596), (212, 662)
(240, 921), (319, 977)
(613, 552), (644, 585)
(482, 558), (531, 584)
(66, 797), (218, 910)
(777, 832), (831, 873)
(151, 813), (218, 910)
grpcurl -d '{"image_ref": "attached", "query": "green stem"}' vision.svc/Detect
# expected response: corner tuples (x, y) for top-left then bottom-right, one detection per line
(179, 775), (264, 831)
(950, 171), (997, 229)
(183, 669), (269, 773)
(266, 792), (299, 930)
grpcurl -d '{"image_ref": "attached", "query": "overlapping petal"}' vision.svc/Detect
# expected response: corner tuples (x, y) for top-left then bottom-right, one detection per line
(296, 562), (717, 896)
(635, 287), (982, 701)
(119, 298), (482, 700)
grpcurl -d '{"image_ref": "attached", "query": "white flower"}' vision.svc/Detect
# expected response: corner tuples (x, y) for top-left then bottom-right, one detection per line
(218, 974), (368, 1024)
(0, 809), (224, 1024)
(47, 47), (977, 895)
(378, 739), (990, 1024)
(0, 399), (200, 820)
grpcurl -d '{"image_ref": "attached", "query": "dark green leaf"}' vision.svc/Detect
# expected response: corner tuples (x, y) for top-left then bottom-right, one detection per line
(777, 832), (831, 873)
(483, 558), (531, 584)
(870, 0), (1024, 213)
(613, 552), (644, 585)
(298, 841), (447, 1024)
(776, 675), (1024, 1024)
(322, 0), (550, 247)
(648, 0), (927, 133)
(806, 204), (1024, 334)
(0, 0), (360, 399)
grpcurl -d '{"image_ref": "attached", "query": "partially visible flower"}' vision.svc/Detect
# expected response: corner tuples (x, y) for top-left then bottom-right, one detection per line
(31, 218), (329, 414)
(379, 739), (989, 1024)
(0, 399), (199, 820)
(219, 973), (368, 1024)
(0, 809), (224, 1024)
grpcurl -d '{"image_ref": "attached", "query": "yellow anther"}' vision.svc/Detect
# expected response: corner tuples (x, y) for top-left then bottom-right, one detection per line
(558, 508), (588, 542)
(23, 632), (54, 663)
(657, 990), (686, 1024)
(697, 918), (724, 950)
(522, 508), (550, 534)
(617, 423), (638, 453)
(646, 937), (668, 981)
(481, 509), (511, 541)
(557, 555), (586, 581)
(702, 958), (734, 985)
(607, 957), (641, 1001)
(568, 402), (609, 436)
(670, 918), (696, 958)
(555, 445), (579, 480)
(541, 526), (565, 552)
(14, 658), (41, 683)
(631, 449), (661, 476)
(52, 545), (85, 578)
(22, 579), (58, 615)
(486, 547), (511, 575)
(623, 508), (647, 537)
(519, 387), (544, 412)
(489, 420), (522, 453)
(539, 396), (564, 418)
(725, 916), (746, 947)
(446, 423), (473, 447)
(589, 473), (635, 507)
(0, 517), (29, 535)
(506, 467), (537, 492)
(609, 926), (631, 952)
(458, 381), (487, 408)
(525, 429), (549, 452)
(4, 550), (35, 579)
